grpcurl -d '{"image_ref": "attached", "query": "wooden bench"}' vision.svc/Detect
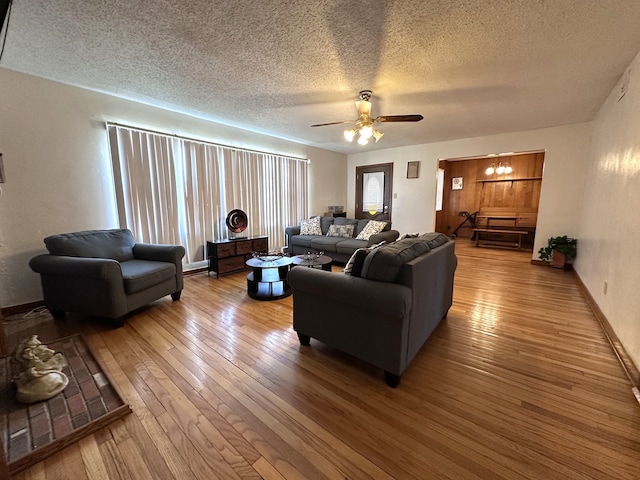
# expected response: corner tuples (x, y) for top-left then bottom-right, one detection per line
(473, 228), (528, 250)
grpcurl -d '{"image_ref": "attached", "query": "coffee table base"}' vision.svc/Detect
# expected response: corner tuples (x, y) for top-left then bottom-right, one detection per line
(291, 255), (333, 271)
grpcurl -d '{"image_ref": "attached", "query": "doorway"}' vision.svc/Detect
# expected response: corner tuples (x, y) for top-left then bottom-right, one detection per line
(355, 163), (393, 222)
(435, 151), (544, 248)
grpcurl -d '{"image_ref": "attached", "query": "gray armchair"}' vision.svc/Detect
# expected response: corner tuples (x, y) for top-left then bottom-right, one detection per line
(29, 229), (185, 327)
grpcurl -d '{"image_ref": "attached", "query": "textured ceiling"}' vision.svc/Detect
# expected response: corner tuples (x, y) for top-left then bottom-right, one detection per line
(3, 0), (640, 154)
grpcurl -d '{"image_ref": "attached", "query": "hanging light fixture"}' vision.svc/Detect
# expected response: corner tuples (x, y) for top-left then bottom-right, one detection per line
(485, 161), (512, 175)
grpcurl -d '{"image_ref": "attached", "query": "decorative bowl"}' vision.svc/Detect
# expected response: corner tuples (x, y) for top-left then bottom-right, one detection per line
(252, 251), (283, 262)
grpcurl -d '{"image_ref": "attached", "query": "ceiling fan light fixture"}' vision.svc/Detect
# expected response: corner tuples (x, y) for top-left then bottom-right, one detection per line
(344, 129), (356, 142)
(313, 90), (422, 146)
(355, 99), (372, 117)
(359, 125), (373, 140)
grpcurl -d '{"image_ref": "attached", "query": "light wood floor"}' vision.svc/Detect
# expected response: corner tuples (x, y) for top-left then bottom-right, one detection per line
(5, 240), (640, 479)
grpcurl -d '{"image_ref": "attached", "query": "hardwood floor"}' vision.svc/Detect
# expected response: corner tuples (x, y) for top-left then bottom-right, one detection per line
(5, 240), (640, 479)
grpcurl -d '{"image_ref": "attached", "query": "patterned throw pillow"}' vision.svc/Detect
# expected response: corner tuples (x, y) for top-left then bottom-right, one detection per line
(326, 224), (355, 238)
(300, 216), (322, 235)
(355, 220), (388, 241)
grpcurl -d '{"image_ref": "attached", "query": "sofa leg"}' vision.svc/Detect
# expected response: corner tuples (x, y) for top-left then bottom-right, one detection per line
(297, 333), (311, 346)
(384, 371), (400, 388)
(50, 309), (65, 320)
(112, 316), (126, 328)
(171, 290), (182, 301)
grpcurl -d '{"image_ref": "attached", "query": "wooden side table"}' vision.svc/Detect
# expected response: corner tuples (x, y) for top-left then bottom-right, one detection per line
(206, 236), (268, 278)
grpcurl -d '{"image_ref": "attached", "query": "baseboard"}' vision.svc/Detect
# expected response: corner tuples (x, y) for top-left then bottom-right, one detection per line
(572, 270), (640, 388)
(1, 301), (45, 318)
(0, 271), (205, 317)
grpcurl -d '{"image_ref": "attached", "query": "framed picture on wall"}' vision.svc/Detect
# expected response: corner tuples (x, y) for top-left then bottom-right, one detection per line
(452, 177), (463, 190)
(406, 161), (420, 179)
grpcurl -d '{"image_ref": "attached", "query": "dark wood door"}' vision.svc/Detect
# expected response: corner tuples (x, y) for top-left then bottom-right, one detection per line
(355, 163), (393, 221)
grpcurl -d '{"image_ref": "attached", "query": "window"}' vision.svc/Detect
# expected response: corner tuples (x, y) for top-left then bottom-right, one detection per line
(108, 124), (308, 267)
(362, 171), (385, 213)
(436, 168), (445, 212)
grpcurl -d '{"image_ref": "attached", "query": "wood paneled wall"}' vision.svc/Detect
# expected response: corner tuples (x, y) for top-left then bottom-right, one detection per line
(436, 152), (544, 239)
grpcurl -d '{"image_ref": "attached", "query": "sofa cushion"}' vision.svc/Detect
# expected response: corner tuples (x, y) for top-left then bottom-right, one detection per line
(308, 236), (343, 253)
(44, 229), (135, 262)
(326, 224), (355, 238)
(361, 238), (431, 282)
(334, 238), (370, 255)
(300, 216), (322, 235)
(320, 216), (335, 235)
(290, 235), (318, 248)
(355, 220), (388, 240)
(421, 232), (450, 249)
(334, 217), (359, 228)
(120, 260), (176, 294)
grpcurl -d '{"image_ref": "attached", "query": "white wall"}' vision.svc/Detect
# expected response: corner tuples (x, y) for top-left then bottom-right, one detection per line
(577, 51), (640, 368)
(348, 122), (592, 257)
(0, 69), (347, 308)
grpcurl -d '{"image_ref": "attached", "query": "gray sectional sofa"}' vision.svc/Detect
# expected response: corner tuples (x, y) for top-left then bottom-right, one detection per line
(288, 233), (457, 387)
(285, 216), (400, 263)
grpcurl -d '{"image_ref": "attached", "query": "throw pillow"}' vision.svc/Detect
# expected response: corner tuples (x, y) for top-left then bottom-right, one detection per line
(326, 224), (355, 238)
(300, 216), (322, 235)
(343, 241), (386, 277)
(398, 232), (420, 240)
(355, 220), (388, 241)
(343, 248), (368, 276)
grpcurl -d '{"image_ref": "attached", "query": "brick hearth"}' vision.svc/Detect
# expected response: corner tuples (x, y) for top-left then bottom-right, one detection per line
(1, 334), (130, 474)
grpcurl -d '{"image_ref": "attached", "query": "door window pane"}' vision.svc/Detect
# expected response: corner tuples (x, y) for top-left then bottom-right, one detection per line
(362, 171), (384, 213)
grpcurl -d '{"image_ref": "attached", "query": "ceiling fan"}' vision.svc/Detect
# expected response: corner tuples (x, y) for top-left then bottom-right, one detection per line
(311, 90), (423, 145)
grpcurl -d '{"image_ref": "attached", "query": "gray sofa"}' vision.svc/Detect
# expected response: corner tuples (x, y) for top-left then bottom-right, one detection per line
(288, 233), (457, 387)
(285, 216), (400, 263)
(29, 229), (185, 327)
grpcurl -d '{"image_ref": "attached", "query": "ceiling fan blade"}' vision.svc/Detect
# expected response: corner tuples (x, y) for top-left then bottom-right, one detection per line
(375, 115), (424, 123)
(310, 120), (352, 127)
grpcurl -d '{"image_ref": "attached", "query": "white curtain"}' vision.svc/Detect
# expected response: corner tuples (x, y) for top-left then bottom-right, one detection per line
(180, 141), (226, 263)
(108, 126), (182, 245)
(219, 150), (309, 249)
(108, 124), (308, 267)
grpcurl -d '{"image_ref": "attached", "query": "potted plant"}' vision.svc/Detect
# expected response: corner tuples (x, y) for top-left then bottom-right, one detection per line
(538, 235), (577, 269)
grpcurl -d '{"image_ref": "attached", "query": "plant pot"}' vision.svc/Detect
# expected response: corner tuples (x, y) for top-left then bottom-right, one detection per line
(551, 251), (567, 269)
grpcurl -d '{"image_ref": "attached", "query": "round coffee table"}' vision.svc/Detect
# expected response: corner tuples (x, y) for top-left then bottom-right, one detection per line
(291, 254), (333, 271)
(245, 256), (293, 300)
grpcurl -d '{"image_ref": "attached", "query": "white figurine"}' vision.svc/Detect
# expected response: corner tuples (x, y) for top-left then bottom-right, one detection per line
(12, 335), (69, 403)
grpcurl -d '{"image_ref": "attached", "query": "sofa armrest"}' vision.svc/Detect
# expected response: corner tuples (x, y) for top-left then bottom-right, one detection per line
(133, 243), (185, 265)
(288, 267), (411, 317)
(285, 226), (301, 246)
(29, 254), (123, 280)
(368, 229), (400, 246)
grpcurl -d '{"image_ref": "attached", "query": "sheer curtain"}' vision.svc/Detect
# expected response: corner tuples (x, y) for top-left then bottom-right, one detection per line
(108, 124), (308, 267)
